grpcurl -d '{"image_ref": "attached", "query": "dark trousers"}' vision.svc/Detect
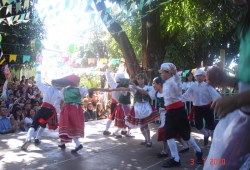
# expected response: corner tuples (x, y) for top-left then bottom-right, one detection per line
(165, 106), (191, 141)
(31, 107), (54, 131)
(194, 106), (215, 130)
(110, 103), (117, 120)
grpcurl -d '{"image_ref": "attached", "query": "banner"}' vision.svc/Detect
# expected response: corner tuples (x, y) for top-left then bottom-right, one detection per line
(9, 54), (17, 62)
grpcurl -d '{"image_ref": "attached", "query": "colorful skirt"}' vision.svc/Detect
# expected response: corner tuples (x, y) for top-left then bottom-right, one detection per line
(125, 102), (159, 128)
(114, 104), (131, 128)
(59, 104), (84, 143)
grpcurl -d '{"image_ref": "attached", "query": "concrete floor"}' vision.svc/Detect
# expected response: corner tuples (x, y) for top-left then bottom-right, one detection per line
(0, 120), (211, 170)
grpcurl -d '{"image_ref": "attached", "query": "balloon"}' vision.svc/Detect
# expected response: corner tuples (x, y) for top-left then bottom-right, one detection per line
(31, 39), (42, 51)
(68, 44), (78, 54)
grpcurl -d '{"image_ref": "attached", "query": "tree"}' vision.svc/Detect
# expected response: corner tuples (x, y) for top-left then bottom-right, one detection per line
(93, 0), (244, 81)
(0, 0), (46, 69)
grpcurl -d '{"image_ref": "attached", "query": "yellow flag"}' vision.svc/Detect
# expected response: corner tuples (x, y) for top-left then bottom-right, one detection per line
(9, 54), (17, 62)
(0, 58), (6, 65)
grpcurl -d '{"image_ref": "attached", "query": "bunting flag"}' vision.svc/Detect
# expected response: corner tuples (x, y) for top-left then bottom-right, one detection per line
(16, 2), (22, 13)
(13, 15), (19, 22)
(2, 0), (9, 5)
(25, 12), (30, 20)
(0, 18), (4, 24)
(9, 54), (17, 62)
(23, 55), (31, 63)
(24, 0), (30, 9)
(6, 5), (12, 15)
(6, 16), (14, 25)
(0, 58), (6, 65)
(99, 58), (107, 64)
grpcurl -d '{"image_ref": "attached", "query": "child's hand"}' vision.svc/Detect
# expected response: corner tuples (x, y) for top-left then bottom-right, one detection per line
(211, 96), (237, 118)
(169, 64), (177, 75)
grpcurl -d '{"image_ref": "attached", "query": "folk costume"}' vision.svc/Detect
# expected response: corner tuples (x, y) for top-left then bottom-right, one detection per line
(182, 69), (221, 146)
(125, 74), (159, 147)
(21, 71), (61, 150)
(112, 78), (132, 138)
(103, 69), (125, 136)
(204, 29), (250, 170)
(55, 75), (87, 153)
(159, 63), (203, 168)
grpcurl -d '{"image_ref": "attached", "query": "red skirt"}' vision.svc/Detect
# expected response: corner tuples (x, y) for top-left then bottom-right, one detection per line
(59, 104), (84, 143)
(157, 127), (166, 141)
(114, 104), (131, 128)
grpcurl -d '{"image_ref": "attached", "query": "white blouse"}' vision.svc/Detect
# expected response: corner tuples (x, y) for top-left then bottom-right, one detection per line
(182, 81), (195, 91)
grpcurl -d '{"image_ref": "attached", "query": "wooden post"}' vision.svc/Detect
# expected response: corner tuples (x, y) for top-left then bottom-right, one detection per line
(220, 49), (225, 69)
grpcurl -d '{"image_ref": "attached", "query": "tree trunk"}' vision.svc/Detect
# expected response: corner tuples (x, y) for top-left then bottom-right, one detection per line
(93, 0), (139, 78)
(141, 5), (165, 83)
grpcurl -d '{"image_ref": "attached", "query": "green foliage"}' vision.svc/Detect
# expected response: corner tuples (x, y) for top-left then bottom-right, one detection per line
(79, 73), (101, 88)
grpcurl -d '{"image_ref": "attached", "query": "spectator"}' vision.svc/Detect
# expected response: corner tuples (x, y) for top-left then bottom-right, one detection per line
(13, 89), (20, 98)
(26, 87), (35, 99)
(96, 103), (107, 120)
(84, 102), (96, 122)
(0, 106), (15, 134)
(7, 83), (17, 97)
(1, 100), (7, 108)
(105, 106), (111, 117)
(6, 93), (15, 108)
(23, 103), (31, 117)
(10, 106), (25, 131)
(20, 86), (27, 98)
(24, 108), (36, 131)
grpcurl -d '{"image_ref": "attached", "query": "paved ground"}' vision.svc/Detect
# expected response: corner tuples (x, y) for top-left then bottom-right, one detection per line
(0, 120), (211, 170)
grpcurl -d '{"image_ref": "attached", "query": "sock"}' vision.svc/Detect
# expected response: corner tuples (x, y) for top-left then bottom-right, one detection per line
(209, 130), (214, 139)
(162, 141), (168, 154)
(122, 128), (126, 132)
(144, 128), (151, 142)
(35, 127), (45, 140)
(199, 128), (209, 137)
(114, 128), (122, 135)
(167, 139), (180, 162)
(141, 128), (147, 141)
(105, 120), (112, 131)
(26, 127), (35, 141)
(72, 137), (81, 148)
(187, 136), (201, 153)
(127, 128), (131, 135)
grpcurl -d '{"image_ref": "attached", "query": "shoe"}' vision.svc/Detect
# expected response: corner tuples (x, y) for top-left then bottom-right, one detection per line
(21, 140), (31, 150)
(140, 141), (147, 145)
(121, 131), (127, 135)
(58, 144), (66, 149)
(204, 135), (209, 146)
(71, 144), (83, 153)
(125, 133), (134, 138)
(34, 139), (40, 145)
(157, 152), (169, 158)
(112, 133), (122, 138)
(146, 142), (152, 147)
(196, 151), (203, 164)
(161, 157), (181, 168)
(178, 147), (189, 153)
(103, 131), (111, 136)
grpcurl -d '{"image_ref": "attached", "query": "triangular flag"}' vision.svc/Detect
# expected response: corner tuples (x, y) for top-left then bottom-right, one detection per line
(97, 10), (103, 19)
(129, 2), (136, 12)
(105, 7), (111, 14)
(138, 0), (144, 10)
(87, 0), (92, 6)
(96, 0), (102, 4)
(13, 15), (19, 22)
(16, 2), (22, 13)
(9, 0), (16, 3)
(24, 0), (30, 9)
(65, 0), (70, 9)
(0, 58), (6, 65)
(9, 54), (17, 62)
(25, 12), (30, 20)
(2, 0), (9, 5)
(20, 14), (25, 21)
(42, 15), (47, 22)
(103, 14), (108, 22)
(23, 55), (30, 63)
(89, 13), (95, 24)
(0, 18), (4, 24)
(6, 5), (12, 15)
(6, 16), (14, 25)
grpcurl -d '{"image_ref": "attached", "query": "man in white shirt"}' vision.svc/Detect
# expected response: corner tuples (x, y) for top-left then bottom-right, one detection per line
(159, 63), (203, 168)
(182, 69), (221, 146)
(21, 71), (61, 150)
